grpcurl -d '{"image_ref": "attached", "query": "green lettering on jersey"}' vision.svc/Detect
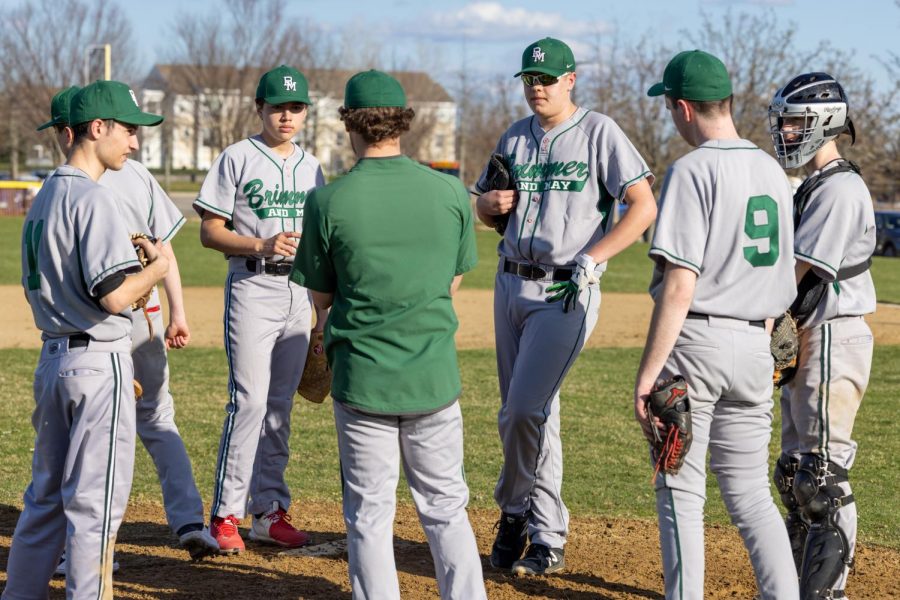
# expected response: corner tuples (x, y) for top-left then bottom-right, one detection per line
(742, 195), (779, 267)
(243, 179), (308, 217)
(24, 219), (44, 291)
(511, 160), (590, 193)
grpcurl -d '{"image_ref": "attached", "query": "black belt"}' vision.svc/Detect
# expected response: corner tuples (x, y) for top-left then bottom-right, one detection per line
(69, 333), (90, 348)
(502, 259), (573, 282)
(246, 259), (293, 276)
(686, 311), (765, 329)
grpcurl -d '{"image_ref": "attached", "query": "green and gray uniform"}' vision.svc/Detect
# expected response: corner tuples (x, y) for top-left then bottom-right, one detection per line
(194, 135), (323, 521)
(99, 158), (205, 536)
(649, 139), (799, 600)
(780, 164), (876, 593)
(291, 155), (485, 600)
(474, 107), (651, 549)
(5, 165), (140, 599)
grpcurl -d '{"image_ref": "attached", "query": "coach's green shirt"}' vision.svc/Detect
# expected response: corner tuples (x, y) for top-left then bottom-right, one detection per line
(290, 155), (478, 415)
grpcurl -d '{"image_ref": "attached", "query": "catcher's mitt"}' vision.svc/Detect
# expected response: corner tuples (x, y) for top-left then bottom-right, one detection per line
(771, 312), (799, 388)
(484, 153), (515, 235)
(297, 331), (331, 404)
(130, 233), (155, 310)
(645, 375), (692, 479)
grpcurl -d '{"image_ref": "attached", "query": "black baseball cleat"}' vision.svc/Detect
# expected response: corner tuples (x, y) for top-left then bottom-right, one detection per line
(512, 543), (565, 576)
(489, 512), (529, 569)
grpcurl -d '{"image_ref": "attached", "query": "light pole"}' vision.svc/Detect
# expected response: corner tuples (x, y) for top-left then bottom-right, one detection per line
(83, 44), (111, 85)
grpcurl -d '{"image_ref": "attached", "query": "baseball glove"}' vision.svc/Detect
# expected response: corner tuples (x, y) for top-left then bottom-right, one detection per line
(297, 331), (331, 404)
(134, 379), (143, 400)
(130, 233), (155, 310)
(484, 153), (515, 235)
(771, 311), (799, 388)
(645, 375), (692, 479)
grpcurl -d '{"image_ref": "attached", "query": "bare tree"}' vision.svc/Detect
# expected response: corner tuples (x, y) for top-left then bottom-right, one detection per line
(161, 0), (319, 165)
(0, 0), (140, 170)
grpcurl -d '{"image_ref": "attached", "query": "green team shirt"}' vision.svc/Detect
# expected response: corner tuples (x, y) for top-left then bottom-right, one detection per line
(290, 155), (478, 415)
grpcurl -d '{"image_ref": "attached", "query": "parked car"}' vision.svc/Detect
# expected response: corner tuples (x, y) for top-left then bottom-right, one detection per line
(875, 210), (900, 257)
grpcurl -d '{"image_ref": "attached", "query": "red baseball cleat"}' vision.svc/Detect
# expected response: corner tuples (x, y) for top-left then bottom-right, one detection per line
(210, 515), (245, 555)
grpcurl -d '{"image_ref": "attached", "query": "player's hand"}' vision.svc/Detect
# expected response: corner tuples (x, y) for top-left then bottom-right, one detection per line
(165, 317), (191, 350)
(261, 231), (301, 257)
(634, 381), (664, 441)
(477, 189), (518, 216)
(133, 235), (164, 264)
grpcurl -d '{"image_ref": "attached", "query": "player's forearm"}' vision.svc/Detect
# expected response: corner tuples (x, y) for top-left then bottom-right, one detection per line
(100, 260), (169, 315)
(450, 275), (463, 296)
(585, 182), (657, 264)
(635, 266), (696, 390)
(312, 305), (329, 332)
(311, 290), (334, 311)
(160, 244), (187, 320)
(199, 219), (265, 256)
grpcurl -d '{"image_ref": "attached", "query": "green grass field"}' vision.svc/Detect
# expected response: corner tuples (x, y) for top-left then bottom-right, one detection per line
(0, 346), (897, 549)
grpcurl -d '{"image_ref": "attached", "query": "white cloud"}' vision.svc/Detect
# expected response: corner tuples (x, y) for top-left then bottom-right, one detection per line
(395, 2), (613, 42)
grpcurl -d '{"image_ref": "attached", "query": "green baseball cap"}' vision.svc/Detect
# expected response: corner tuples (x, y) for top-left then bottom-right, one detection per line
(69, 80), (163, 127)
(37, 86), (81, 131)
(647, 50), (733, 101)
(343, 70), (407, 109)
(514, 37), (576, 78)
(256, 65), (311, 105)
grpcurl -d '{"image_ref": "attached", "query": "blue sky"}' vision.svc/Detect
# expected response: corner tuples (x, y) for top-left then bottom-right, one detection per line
(129, 0), (898, 91)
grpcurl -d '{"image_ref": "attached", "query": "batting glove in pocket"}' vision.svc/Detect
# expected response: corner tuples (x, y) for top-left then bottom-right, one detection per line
(545, 253), (605, 312)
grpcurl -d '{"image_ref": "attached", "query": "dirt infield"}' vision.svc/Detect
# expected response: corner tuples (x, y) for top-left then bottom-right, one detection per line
(3, 286), (900, 349)
(3, 286), (900, 597)
(2, 500), (898, 599)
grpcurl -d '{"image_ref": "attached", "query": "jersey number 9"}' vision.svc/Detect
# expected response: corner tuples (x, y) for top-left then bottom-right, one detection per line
(742, 195), (779, 267)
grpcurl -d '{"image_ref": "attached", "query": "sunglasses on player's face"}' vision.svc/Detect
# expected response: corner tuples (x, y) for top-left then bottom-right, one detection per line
(521, 73), (563, 87)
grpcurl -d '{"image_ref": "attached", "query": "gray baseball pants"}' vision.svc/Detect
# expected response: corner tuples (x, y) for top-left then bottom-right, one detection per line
(334, 400), (486, 600)
(654, 316), (799, 600)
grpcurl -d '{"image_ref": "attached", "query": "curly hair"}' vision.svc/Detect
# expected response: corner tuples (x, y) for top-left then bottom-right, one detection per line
(338, 106), (416, 144)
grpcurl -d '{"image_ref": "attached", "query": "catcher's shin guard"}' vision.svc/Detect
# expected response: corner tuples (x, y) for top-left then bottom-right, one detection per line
(774, 454), (808, 573)
(793, 454), (854, 599)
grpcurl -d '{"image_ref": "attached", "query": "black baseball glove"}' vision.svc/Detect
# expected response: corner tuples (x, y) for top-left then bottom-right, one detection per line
(483, 153), (515, 235)
(645, 375), (692, 478)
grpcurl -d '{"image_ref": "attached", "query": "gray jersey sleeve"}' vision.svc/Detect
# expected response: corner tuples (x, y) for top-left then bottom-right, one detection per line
(82, 188), (144, 296)
(194, 150), (238, 220)
(144, 167), (186, 243)
(101, 160), (185, 243)
(592, 116), (655, 201)
(648, 162), (711, 275)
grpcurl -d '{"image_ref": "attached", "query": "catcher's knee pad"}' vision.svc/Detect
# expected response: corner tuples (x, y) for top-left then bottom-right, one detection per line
(774, 454), (808, 572)
(793, 454), (854, 599)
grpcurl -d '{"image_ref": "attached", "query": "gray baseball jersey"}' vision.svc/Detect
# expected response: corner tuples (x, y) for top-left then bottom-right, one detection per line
(649, 139), (797, 319)
(649, 139), (799, 600)
(22, 165), (142, 340)
(792, 166), (876, 329)
(99, 159), (205, 537)
(195, 135), (324, 252)
(6, 165), (138, 598)
(476, 107), (651, 267)
(479, 107), (652, 552)
(779, 166), (877, 595)
(101, 158), (186, 242)
(194, 137), (322, 524)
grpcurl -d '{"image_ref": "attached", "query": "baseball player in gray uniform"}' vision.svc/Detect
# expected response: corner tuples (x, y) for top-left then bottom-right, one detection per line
(473, 37), (656, 575)
(39, 85), (219, 566)
(3, 80), (168, 600)
(769, 73), (875, 599)
(635, 50), (799, 600)
(194, 65), (326, 554)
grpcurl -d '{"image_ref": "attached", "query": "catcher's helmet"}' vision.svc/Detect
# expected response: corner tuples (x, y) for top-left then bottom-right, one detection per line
(768, 72), (855, 169)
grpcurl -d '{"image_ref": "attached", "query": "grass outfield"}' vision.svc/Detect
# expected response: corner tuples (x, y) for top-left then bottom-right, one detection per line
(2, 214), (899, 301)
(0, 346), (897, 549)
